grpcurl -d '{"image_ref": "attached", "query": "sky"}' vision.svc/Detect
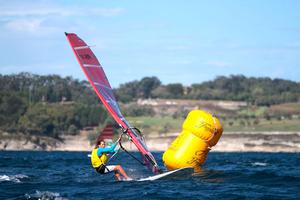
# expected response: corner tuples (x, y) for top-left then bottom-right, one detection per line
(0, 0), (300, 87)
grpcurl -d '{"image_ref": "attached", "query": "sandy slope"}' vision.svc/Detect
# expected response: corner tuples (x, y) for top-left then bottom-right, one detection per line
(146, 132), (300, 152)
(1, 131), (299, 152)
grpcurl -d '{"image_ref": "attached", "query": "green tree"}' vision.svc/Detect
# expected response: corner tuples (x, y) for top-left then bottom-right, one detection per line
(138, 77), (161, 98)
(0, 93), (26, 130)
(166, 83), (184, 98)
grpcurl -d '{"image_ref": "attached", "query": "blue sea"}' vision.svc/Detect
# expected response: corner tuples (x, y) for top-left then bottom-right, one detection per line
(0, 151), (299, 200)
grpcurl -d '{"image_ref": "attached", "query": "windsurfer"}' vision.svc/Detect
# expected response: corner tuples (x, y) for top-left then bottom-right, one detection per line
(66, 33), (160, 175)
(91, 139), (131, 181)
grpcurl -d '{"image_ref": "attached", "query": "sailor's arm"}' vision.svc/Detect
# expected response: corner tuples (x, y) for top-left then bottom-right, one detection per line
(97, 142), (118, 155)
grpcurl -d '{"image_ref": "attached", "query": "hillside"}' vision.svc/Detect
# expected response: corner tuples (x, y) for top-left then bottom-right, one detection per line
(1, 72), (300, 144)
(115, 75), (300, 106)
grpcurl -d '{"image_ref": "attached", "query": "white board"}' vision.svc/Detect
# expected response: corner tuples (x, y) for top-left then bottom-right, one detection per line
(138, 167), (194, 181)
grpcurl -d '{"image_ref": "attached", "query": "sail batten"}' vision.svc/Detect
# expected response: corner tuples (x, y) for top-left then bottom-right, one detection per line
(93, 82), (113, 90)
(65, 32), (160, 174)
(74, 46), (90, 50)
(83, 64), (101, 68)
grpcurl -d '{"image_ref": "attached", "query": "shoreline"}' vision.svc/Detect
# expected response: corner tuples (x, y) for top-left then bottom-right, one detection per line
(145, 132), (300, 152)
(0, 131), (299, 152)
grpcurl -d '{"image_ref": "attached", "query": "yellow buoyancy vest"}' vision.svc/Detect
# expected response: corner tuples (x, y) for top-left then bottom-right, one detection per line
(91, 148), (108, 168)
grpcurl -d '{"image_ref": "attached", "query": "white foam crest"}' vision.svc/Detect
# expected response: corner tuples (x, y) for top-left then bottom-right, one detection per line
(252, 162), (268, 166)
(25, 190), (68, 200)
(0, 174), (28, 183)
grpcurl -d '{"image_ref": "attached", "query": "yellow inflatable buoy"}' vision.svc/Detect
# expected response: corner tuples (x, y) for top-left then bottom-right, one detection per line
(162, 110), (223, 171)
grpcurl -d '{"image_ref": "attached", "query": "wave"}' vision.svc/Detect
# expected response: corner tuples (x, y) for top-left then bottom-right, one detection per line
(0, 174), (28, 183)
(251, 162), (268, 166)
(24, 190), (68, 200)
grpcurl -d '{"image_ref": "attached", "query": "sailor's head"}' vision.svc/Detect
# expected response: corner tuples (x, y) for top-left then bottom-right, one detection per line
(97, 140), (105, 148)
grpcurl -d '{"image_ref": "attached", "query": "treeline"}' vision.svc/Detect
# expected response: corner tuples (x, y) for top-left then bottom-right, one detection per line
(0, 73), (108, 138)
(1, 73), (300, 137)
(116, 75), (300, 105)
(0, 72), (99, 104)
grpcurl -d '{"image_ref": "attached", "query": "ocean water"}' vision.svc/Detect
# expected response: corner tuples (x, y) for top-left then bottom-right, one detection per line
(0, 151), (299, 200)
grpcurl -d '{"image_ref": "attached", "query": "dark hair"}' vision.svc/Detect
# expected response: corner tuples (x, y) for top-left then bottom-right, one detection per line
(95, 140), (105, 148)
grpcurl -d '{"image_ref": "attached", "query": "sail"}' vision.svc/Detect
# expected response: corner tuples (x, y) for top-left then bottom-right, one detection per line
(65, 32), (160, 174)
(97, 124), (114, 142)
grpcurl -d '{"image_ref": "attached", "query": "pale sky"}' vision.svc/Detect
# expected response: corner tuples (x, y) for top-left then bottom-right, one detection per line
(1, 0), (300, 87)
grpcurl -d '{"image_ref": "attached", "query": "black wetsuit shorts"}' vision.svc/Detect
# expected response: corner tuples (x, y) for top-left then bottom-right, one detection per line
(95, 164), (108, 174)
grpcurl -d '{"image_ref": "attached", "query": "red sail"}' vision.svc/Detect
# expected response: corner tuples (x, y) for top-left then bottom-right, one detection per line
(97, 124), (114, 142)
(65, 33), (160, 174)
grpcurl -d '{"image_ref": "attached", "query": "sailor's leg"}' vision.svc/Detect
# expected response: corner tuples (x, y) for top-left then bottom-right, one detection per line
(113, 165), (130, 180)
(104, 165), (128, 180)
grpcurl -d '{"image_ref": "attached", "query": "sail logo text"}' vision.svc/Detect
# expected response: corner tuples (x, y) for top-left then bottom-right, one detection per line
(79, 54), (92, 60)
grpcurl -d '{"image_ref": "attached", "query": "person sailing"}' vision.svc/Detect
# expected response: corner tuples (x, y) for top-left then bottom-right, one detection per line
(91, 139), (131, 181)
